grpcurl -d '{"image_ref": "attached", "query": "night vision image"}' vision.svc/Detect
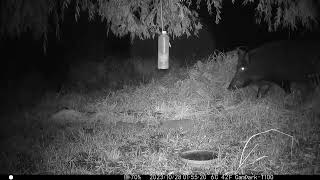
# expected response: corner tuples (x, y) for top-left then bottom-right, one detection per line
(0, 0), (320, 176)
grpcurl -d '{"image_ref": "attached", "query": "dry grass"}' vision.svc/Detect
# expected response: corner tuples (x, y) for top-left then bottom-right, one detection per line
(1, 51), (320, 175)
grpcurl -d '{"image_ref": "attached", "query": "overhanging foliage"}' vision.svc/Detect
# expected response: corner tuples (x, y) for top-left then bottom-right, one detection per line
(243, 0), (319, 31)
(0, 0), (318, 49)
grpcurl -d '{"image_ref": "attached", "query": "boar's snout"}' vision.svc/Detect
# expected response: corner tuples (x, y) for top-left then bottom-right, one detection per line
(227, 82), (237, 91)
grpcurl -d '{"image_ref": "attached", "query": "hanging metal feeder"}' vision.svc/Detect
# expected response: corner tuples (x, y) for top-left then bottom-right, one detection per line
(158, 30), (169, 69)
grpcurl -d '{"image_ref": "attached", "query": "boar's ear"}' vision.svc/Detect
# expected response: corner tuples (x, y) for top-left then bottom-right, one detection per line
(236, 46), (248, 52)
(236, 48), (247, 59)
(237, 48), (246, 57)
(244, 52), (250, 64)
(235, 45), (247, 55)
(236, 47), (250, 64)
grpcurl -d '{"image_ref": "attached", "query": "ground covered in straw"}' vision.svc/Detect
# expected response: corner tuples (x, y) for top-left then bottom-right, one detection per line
(1, 51), (319, 175)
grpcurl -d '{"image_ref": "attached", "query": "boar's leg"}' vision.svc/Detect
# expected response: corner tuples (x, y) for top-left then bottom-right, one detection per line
(256, 81), (272, 98)
(281, 80), (291, 94)
(290, 81), (317, 104)
(257, 85), (271, 98)
(271, 80), (291, 94)
(256, 80), (292, 98)
(306, 73), (320, 88)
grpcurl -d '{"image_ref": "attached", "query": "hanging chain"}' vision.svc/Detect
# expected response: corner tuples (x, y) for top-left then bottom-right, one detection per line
(160, 0), (163, 32)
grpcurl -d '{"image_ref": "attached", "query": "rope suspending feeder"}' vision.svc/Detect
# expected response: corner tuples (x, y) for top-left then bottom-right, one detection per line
(158, 0), (170, 69)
